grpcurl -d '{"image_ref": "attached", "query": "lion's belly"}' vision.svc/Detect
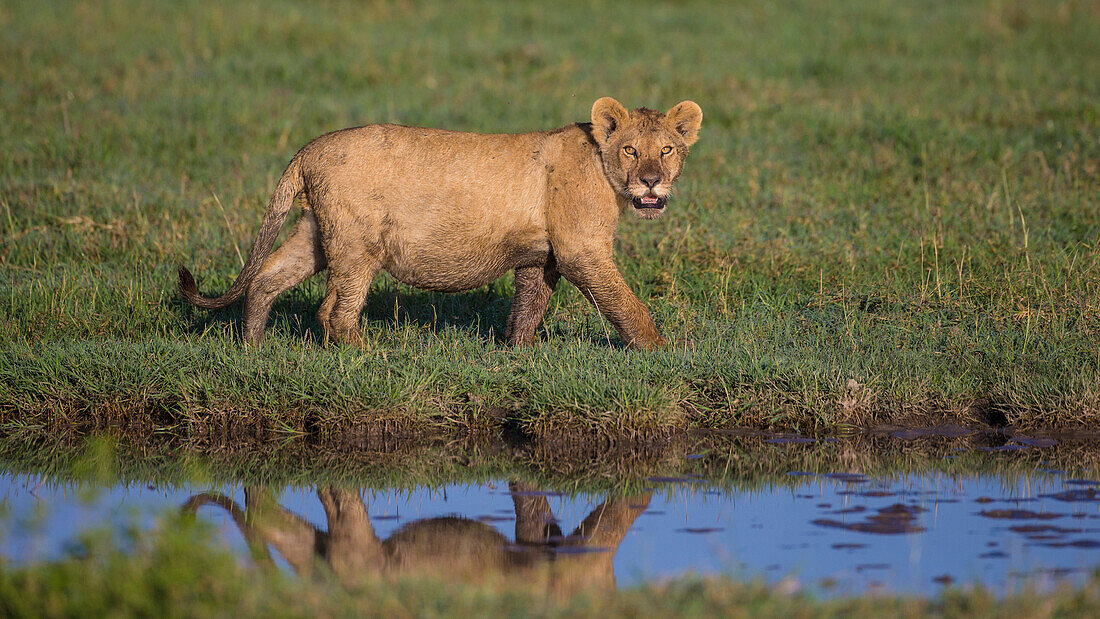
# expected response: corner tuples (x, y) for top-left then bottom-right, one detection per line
(382, 229), (550, 293)
(370, 170), (550, 293)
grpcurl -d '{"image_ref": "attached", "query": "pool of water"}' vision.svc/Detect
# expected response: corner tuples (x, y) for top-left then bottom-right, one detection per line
(3, 465), (1098, 596)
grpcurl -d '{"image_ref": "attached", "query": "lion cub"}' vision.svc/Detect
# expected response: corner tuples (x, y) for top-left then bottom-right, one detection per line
(179, 97), (702, 350)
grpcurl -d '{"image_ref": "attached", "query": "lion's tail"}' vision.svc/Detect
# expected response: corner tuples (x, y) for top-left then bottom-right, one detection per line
(178, 155), (303, 310)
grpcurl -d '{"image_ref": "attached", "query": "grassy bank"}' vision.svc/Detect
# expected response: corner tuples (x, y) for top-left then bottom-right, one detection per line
(2, 511), (1100, 617)
(2, 0), (1099, 433)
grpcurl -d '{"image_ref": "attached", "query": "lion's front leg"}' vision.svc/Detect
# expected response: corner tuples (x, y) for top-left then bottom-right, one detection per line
(505, 261), (560, 347)
(559, 258), (666, 351)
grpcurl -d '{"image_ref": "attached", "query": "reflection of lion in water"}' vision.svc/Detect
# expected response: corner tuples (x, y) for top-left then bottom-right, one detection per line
(179, 97), (702, 350)
(184, 482), (650, 594)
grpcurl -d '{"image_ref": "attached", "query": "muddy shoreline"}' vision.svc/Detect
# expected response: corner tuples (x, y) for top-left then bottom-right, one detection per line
(4, 397), (1097, 447)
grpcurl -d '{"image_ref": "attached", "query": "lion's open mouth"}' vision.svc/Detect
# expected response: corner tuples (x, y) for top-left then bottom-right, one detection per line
(631, 195), (667, 210)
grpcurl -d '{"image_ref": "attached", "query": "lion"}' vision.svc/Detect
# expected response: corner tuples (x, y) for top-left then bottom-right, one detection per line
(178, 97), (702, 350)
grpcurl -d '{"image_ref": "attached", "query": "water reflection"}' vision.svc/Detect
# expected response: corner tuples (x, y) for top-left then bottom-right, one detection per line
(183, 482), (649, 592)
(5, 468), (1100, 597)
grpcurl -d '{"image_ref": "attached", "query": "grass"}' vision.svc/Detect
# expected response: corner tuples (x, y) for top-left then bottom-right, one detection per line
(2, 0), (1099, 435)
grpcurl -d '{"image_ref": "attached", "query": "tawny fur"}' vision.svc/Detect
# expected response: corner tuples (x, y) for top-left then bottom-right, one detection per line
(179, 97), (702, 350)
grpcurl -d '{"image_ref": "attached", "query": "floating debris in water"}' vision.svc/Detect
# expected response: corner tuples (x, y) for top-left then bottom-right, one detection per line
(856, 563), (890, 572)
(813, 503), (925, 534)
(825, 473), (869, 484)
(828, 506), (867, 515)
(1040, 540), (1100, 549)
(978, 509), (1063, 520)
(1040, 488), (1100, 503)
(677, 527), (725, 534)
(1009, 525), (1082, 534)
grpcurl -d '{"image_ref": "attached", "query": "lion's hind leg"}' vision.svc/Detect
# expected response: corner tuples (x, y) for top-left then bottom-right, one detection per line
(243, 210), (326, 345)
(505, 261), (560, 347)
(316, 244), (381, 348)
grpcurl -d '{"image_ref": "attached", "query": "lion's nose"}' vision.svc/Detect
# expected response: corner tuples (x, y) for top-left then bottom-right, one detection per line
(640, 174), (661, 188)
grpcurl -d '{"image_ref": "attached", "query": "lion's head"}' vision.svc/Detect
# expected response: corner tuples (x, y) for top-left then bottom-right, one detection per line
(589, 97), (702, 220)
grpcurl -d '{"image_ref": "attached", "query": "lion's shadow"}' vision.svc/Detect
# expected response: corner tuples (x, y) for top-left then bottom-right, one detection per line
(174, 274), (624, 349)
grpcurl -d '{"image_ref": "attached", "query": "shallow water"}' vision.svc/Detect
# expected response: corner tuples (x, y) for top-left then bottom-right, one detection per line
(3, 464), (1098, 596)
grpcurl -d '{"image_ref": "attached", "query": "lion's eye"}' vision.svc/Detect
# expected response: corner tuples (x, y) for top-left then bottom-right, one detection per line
(623, 146), (636, 157)
(661, 145), (673, 155)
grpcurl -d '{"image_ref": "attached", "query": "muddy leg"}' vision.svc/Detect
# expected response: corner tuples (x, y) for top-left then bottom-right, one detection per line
(243, 211), (326, 346)
(505, 261), (560, 347)
(558, 259), (665, 350)
(317, 251), (380, 347)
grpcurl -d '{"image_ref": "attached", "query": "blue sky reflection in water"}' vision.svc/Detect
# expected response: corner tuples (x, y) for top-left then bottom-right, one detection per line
(1, 470), (1098, 597)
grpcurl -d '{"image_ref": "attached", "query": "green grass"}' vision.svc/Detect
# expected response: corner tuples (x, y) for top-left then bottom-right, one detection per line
(2, 0), (1099, 434)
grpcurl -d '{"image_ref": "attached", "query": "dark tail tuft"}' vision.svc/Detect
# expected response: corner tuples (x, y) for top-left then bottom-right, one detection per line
(178, 264), (236, 309)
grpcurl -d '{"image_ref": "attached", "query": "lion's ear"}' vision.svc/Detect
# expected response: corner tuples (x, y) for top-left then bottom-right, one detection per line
(591, 97), (629, 146)
(666, 100), (703, 147)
